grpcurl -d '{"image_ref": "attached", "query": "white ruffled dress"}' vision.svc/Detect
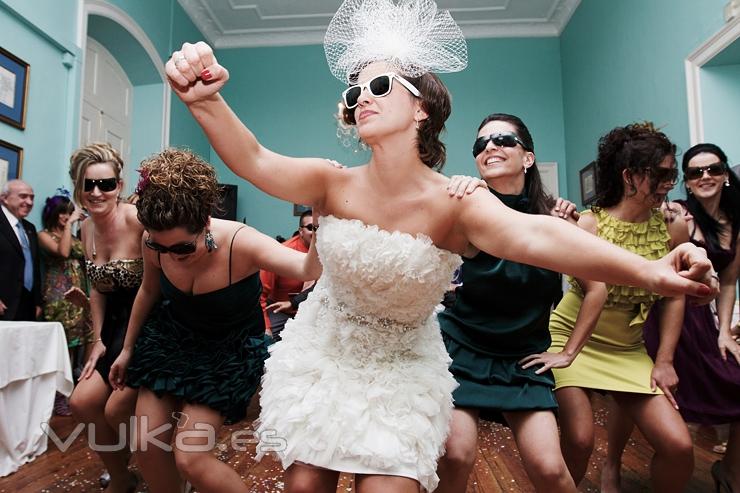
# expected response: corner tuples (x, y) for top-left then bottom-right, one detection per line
(256, 215), (461, 491)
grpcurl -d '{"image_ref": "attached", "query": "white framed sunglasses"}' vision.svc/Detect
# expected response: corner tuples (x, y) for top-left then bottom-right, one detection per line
(341, 72), (421, 109)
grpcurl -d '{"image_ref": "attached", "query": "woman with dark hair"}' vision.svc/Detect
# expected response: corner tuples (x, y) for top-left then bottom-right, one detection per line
(548, 123), (696, 492)
(67, 142), (142, 493)
(435, 113), (581, 493)
(162, 2), (716, 490)
(603, 142), (740, 493)
(107, 148), (320, 493)
(38, 191), (91, 415)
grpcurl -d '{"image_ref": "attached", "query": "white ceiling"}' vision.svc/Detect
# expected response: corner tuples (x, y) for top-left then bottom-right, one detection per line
(177, 0), (581, 48)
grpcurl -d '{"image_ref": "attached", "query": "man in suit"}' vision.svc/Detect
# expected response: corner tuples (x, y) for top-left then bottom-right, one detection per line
(1, 179), (41, 321)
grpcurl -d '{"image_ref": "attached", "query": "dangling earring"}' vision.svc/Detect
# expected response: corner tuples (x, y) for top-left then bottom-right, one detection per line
(686, 187), (693, 195)
(523, 166), (527, 175)
(414, 119), (419, 130)
(725, 178), (730, 187)
(205, 230), (217, 252)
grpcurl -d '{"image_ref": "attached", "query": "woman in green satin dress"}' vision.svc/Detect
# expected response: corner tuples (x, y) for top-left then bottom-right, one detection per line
(435, 113), (583, 493)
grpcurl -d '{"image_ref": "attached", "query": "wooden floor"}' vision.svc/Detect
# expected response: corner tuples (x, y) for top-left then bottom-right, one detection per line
(0, 392), (722, 492)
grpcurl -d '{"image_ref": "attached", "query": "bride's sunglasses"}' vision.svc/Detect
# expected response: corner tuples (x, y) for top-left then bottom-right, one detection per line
(684, 162), (727, 181)
(473, 133), (530, 157)
(342, 72), (421, 109)
(84, 178), (118, 192)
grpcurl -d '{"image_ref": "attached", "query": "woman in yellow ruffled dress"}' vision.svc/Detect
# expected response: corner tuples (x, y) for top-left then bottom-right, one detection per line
(546, 123), (696, 491)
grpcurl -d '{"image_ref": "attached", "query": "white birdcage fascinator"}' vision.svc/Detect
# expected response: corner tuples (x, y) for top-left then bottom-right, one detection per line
(324, 0), (468, 84)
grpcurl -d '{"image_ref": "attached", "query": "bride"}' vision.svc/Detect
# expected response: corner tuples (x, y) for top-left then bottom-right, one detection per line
(164, 2), (716, 491)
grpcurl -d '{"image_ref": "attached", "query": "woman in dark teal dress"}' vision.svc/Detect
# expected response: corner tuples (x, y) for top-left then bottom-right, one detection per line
(436, 114), (582, 493)
(108, 149), (321, 493)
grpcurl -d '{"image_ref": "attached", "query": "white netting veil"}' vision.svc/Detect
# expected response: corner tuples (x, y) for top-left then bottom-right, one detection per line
(324, 0), (468, 84)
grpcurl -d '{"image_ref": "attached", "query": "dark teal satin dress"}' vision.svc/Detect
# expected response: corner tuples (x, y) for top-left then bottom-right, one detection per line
(127, 271), (269, 424)
(438, 190), (562, 422)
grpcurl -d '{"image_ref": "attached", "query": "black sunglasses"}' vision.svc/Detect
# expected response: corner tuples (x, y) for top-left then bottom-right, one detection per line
(144, 234), (200, 255)
(300, 224), (318, 232)
(684, 162), (727, 181)
(643, 166), (678, 184)
(472, 133), (530, 157)
(84, 178), (118, 192)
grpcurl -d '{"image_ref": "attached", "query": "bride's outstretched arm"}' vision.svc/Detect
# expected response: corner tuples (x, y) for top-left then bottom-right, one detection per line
(458, 188), (717, 299)
(166, 41), (335, 207)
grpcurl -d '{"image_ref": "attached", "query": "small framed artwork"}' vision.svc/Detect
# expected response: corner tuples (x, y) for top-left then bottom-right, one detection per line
(0, 47), (30, 129)
(0, 139), (23, 192)
(293, 203), (311, 216)
(579, 161), (597, 206)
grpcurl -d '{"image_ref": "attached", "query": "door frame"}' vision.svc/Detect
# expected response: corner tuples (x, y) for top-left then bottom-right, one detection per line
(76, 0), (170, 149)
(685, 15), (740, 145)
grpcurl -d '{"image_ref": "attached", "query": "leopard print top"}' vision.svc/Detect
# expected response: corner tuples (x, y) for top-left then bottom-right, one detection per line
(86, 259), (143, 293)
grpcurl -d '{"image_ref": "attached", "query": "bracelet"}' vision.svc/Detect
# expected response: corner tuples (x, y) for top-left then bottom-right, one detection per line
(91, 337), (102, 343)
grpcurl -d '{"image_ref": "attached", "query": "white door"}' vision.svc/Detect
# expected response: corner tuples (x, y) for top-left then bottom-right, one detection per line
(81, 38), (132, 186)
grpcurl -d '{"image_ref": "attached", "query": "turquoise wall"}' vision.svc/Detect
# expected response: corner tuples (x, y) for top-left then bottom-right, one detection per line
(0, 0), (206, 227)
(3, 0), (737, 233)
(702, 63), (740, 164)
(0, 0), (80, 227)
(212, 37), (567, 237)
(560, 0), (727, 207)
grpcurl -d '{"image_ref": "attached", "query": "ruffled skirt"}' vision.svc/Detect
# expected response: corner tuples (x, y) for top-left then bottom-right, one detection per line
(442, 332), (557, 423)
(255, 286), (457, 492)
(127, 308), (269, 424)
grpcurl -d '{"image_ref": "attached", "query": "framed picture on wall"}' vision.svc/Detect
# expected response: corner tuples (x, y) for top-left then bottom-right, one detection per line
(0, 139), (23, 192)
(580, 161), (597, 205)
(0, 47), (30, 129)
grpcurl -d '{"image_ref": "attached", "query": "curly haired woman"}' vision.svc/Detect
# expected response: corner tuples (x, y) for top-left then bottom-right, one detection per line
(548, 123), (696, 492)
(603, 142), (740, 493)
(108, 148), (321, 493)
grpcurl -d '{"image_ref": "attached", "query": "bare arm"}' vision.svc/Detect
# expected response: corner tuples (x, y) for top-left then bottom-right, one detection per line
(166, 42), (334, 207)
(717, 239), (740, 363)
(458, 189), (714, 298)
(38, 229), (72, 258)
(649, 296), (684, 409)
(520, 213), (607, 373)
(79, 287), (106, 380)
(239, 227), (322, 282)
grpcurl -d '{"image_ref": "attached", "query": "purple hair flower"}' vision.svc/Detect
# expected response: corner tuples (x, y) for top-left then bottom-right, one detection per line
(135, 168), (150, 195)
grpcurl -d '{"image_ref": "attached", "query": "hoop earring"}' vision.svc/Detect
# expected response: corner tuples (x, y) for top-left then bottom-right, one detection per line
(725, 179), (730, 187)
(686, 187), (693, 195)
(414, 120), (419, 130)
(205, 230), (218, 252)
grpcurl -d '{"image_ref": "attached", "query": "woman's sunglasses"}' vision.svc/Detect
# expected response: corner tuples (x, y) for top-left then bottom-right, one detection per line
(645, 166), (678, 184)
(684, 162), (727, 181)
(144, 235), (199, 255)
(84, 178), (118, 192)
(342, 72), (421, 109)
(473, 133), (530, 157)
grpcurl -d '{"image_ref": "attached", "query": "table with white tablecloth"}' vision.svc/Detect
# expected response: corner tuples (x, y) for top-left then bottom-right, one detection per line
(0, 321), (73, 477)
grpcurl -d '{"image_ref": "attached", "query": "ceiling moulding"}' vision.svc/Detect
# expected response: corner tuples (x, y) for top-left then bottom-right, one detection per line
(178, 0), (580, 49)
